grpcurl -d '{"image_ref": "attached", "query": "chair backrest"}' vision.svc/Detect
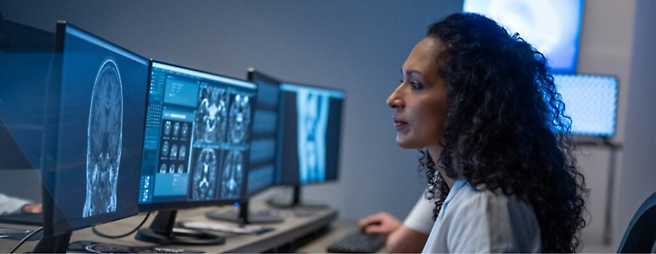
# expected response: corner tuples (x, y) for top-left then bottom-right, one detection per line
(617, 192), (656, 253)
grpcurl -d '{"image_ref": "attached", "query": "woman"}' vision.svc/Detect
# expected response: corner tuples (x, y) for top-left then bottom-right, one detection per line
(387, 13), (588, 252)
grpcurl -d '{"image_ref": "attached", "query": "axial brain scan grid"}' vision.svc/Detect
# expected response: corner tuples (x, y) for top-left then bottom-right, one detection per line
(139, 62), (255, 206)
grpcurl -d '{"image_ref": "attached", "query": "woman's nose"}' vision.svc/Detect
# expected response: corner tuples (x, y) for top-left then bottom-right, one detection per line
(387, 86), (404, 109)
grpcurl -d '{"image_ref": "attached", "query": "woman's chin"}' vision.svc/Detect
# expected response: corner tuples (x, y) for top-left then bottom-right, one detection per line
(395, 137), (422, 149)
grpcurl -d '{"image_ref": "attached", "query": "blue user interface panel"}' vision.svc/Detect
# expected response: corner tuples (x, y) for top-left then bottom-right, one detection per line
(139, 62), (257, 207)
(277, 84), (344, 185)
(464, 0), (583, 73)
(553, 74), (618, 137)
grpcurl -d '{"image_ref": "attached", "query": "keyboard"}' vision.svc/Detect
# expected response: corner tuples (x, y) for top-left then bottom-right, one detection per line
(0, 213), (42, 226)
(326, 231), (386, 253)
(68, 241), (204, 253)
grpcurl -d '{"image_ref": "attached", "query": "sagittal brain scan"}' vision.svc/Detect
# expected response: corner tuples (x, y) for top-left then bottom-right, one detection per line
(161, 141), (169, 157)
(192, 148), (218, 200)
(83, 59), (123, 218)
(228, 94), (251, 144)
(196, 86), (229, 143)
(179, 145), (186, 161)
(297, 90), (328, 183)
(221, 150), (243, 198)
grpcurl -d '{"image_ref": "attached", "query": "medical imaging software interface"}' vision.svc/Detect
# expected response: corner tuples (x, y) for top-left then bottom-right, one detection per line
(139, 62), (256, 205)
(246, 75), (280, 195)
(277, 84), (343, 185)
(53, 25), (148, 227)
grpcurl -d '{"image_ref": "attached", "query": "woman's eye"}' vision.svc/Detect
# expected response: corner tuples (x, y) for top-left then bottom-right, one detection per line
(410, 81), (422, 89)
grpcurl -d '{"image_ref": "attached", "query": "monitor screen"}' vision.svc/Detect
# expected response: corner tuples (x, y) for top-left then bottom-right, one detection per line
(276, 83), (344, 185)
(45, 23), (148, 235)
(0, 18), (54, 169)
(138, 61), (257, 210)
(463, 0), (583, 73)
(553, 73), (618, 137)
(245, 69), (281, 196)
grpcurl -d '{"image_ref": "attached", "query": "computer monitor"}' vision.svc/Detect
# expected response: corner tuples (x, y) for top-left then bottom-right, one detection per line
(36, 21), (149, 252)
(206, 68), (284, 224)
(272, 82), (344, 207)
(463, 0), (584, 73)
(552, 73), (619, 137)
(136, 61), (257, 244)
(0, 15), (54, 170)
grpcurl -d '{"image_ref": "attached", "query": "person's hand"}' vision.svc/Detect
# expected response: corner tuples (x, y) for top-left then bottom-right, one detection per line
(21, 203), (42, 214)
(358, 212), (402, 234)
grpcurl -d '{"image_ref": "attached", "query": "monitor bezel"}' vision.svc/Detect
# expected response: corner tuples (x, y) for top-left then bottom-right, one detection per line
(137, 60), (257, 212)
(276, 80), (346, 187)
(42, 21), (145, 237)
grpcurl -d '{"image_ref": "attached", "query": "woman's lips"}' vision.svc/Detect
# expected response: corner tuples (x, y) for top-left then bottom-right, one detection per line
(393, 117), (408, 129)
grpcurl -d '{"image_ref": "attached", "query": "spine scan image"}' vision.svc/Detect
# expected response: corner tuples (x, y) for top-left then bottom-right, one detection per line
(192, 148), (218, 200)
(83, 59), (123, 218)
(228, 94), (251, 144)
(195, 86), (229, 143)
(221, 150), (243, 199)
(297, 91), (328, 184)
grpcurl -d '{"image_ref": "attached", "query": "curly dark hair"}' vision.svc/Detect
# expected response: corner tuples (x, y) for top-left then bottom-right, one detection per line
(419, 13), (589, 252)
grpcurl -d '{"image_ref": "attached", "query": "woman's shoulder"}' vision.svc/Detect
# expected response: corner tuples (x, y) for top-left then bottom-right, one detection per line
(448, 181), (535, 218)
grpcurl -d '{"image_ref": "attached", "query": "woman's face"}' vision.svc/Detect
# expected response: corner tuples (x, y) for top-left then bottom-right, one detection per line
(387, 37), (448, 149)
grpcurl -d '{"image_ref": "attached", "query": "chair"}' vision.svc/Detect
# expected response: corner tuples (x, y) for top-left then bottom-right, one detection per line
(617, 192), (656, 253)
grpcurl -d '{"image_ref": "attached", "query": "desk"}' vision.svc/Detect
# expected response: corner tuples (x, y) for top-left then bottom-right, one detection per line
(0, 205), (349, 253)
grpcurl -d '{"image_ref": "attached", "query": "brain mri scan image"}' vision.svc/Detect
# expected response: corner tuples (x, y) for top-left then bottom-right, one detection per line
(161, 141), (169, 157)
(83, 59), (123, 218)
(179, 145), (186, 161)
(173, 122), (180, 138)
(297, 91), (328, 184)
(181, 123), (189, 138)
(168, 164), (176, 174)
(164, 121), (172, 136)
(196, 86), (229, 143)
(170, 144), (178, 161)
(159, 163), (166, 174)
(228, 94), (251, 144)
(177, 164), (185, 174)
(221, 150), (243, 199)
(192, 148), (217, 200)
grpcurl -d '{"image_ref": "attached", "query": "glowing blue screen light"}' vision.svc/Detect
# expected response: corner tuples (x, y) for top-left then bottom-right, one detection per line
(463, 0), (583, 73)
(554, 74), (618, 137)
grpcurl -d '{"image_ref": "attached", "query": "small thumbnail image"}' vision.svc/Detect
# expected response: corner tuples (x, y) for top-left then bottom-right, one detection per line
(195, 86), (229, 144)
(179, 145), (187, 161)
(181, 123), (190, 140)
(189, 147), (220, 201)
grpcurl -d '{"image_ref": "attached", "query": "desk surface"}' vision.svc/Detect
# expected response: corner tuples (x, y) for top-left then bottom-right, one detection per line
(0, 204), (354, 253)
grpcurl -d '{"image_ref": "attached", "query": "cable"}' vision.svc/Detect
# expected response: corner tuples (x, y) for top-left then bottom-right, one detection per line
(91, 212), (151, 239)
(8, 227), (43, 254)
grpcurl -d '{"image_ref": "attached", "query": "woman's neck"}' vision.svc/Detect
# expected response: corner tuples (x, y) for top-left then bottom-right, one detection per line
(427, 145), (455, 189)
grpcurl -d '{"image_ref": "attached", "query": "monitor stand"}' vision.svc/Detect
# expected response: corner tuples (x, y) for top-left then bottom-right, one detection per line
(32, 231), (71, 253)
(266, 185), (329, 209)
(135, 210), (224, 245)
(206, 200), (283, 224)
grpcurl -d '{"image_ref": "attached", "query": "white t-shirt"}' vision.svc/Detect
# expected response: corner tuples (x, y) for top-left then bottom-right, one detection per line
(0, 193), (30, 216)
(403, 192), (435, 234)
(422, 179), (541, 253)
